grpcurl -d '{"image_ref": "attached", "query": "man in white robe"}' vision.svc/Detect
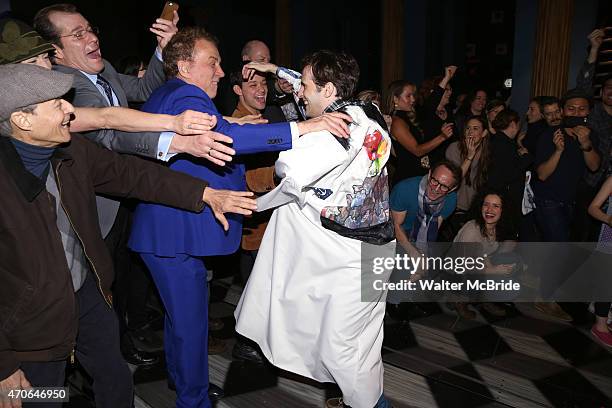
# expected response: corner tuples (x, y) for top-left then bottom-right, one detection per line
(235, 50), (394, 408)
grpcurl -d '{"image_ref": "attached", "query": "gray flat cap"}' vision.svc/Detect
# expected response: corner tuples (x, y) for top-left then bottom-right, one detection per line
(0, 64), (73, 121)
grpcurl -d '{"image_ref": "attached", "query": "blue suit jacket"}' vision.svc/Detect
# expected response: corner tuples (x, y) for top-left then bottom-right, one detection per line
(128, 78), (293, 256)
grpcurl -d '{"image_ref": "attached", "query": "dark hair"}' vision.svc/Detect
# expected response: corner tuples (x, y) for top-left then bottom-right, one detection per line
(162, 27), (218, 77)
(431, 159), (462, 188)
(459, 115), (490, 190)
(458, 89), (487, 116)
(116, 56), (145, 76)
(33, 3), (78, 47)
(561, 88), (593, 109)
(471, 189), (517, 241)
(492, 109), (520, 132)
(485, 99), (505, 113)
(384, 79), (414, 115)
(229, 68), (267, 88)
(417, 75), (443, 107)
(384, 79), (423, 135)
(540, 95), (561, 110)
(604, 74), (612, 87)
(530, 96), (547, 111)
(300, 50), (359, 100)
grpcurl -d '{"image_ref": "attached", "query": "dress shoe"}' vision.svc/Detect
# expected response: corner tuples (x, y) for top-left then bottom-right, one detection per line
(129, 327), (163, 353)
(167, 380), (224, 401)
(232, 339), (265, 364)
(209, 318), (225, 331)
(208, 335), (226, 355)
(208, 383), (224, 402)
(534, 302), (573, 322)
(122, 347), (158, 367)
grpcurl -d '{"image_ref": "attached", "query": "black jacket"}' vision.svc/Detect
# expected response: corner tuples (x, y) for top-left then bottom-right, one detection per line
(486, 131), (533, 208)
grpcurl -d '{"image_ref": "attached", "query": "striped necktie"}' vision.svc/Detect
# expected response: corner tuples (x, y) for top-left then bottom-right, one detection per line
(96, 75), (116, 106)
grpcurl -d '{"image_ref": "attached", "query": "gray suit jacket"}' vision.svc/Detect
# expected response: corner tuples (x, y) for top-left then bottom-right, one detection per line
(54, 53), (165, 157)
(54, 53), (166, 237)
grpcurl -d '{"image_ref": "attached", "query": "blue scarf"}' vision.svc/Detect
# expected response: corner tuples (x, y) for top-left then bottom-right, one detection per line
(11, 138), (55, 179)
(410, 175), (446, 251)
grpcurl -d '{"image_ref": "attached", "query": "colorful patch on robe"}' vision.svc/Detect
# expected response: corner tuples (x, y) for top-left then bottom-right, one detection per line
(320, 172), (390, 229)
(363, 129), (389, 177)
(313, 188), (333, 200)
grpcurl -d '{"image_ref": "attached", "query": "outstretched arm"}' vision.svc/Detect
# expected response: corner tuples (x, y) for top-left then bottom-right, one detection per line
(576, 29), (604, 92)
(392, 116), (450, 158)
(71, 107), (217, 134)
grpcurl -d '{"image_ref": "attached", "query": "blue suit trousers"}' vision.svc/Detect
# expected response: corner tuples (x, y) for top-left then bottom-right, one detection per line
(140, 253), (210, 408)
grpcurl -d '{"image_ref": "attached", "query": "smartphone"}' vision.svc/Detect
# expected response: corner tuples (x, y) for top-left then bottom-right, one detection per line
(562, 116), (588, 129)
(160, 1), (179, 21)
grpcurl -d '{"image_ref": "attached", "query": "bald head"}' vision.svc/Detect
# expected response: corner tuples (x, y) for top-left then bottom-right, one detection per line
(241, 40), (270, 63)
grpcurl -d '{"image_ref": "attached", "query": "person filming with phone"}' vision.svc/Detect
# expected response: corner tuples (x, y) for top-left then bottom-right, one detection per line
(534, 89), (600, 243)
(532, 89), (601, 321)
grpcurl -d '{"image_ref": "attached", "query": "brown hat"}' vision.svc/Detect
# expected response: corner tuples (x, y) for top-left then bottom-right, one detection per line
(0, 18), (55, 65)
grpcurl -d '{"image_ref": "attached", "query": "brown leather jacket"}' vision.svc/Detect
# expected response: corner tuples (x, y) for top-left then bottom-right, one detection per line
(0, 134), (207, 380)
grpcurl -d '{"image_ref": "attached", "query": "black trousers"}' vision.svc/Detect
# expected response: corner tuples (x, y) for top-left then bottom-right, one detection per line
(75, 273), (133, 407)
(20, 274), (133, 408)
(20, 361), (65, 408)
(106, 203), (151, 335)
(571, 181), (601, 242)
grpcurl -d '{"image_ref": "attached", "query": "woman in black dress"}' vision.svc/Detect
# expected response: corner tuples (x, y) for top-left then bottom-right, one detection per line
(385, 79), (453, 185)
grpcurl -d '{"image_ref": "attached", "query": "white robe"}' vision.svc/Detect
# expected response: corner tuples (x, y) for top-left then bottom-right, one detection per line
(235, 105), (393, 408)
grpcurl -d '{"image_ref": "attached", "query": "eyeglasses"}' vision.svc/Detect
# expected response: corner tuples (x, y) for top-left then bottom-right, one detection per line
(60, 26), (99, 41)
(428, 175), (453, 192)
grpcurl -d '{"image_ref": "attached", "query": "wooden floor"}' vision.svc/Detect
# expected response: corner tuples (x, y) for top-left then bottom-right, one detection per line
(129, 288), (612, 408)
(66, 280), (612, 408)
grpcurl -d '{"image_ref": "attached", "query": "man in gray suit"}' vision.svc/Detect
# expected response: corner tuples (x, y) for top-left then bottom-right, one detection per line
(34, 3), (179, 160)
(34, 4), (172, 245)
(34, 4), (231, 235)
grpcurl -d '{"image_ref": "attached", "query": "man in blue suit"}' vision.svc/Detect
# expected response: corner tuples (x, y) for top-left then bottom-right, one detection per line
(128, 27), (350, 408)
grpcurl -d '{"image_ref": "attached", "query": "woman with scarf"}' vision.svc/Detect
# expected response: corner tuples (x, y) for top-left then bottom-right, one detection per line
(387, 161), (462, 318)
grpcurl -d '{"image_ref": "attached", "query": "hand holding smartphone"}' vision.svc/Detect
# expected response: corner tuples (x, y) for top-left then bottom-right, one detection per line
(160, 1), (179, 21)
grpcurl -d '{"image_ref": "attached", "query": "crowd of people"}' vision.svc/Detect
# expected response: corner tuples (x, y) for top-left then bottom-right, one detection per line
(0, 4), (610, 408)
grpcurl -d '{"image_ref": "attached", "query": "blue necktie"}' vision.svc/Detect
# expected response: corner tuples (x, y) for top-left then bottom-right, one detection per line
(96, 75), (116, 106)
